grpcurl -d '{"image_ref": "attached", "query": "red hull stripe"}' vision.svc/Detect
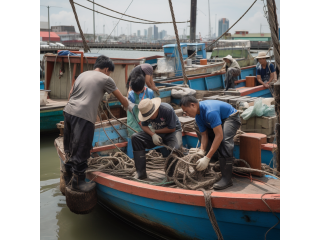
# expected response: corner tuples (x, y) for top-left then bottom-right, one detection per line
(87, 171), (280, 213)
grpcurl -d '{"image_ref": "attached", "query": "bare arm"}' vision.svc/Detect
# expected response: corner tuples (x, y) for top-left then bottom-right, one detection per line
(206, 125), (223, 159)
(257, 75), (269, 88)
(267, 72), (275, 83)
(112, 89), (128, 109)
(141, 125), (155, 136)
(155, 127), (175, 134)
(145, 75), (159, 92)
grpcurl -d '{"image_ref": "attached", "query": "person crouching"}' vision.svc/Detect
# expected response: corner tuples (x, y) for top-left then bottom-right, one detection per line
(180, 95), (241, 190)
(131, 98), (182, 179)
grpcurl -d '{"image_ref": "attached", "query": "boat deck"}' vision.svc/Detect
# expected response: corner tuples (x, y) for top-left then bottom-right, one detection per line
(55, 137), (280, 196)
(40, 99), (68, 111)
(145, 169), (280, 194)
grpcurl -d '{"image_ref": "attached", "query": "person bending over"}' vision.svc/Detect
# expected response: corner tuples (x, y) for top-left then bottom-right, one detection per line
(131, 98), (182, 179)
(126, 63), (159, 96)
(180, 95), (241, 190)
(63, 55), (134, 193)
(127, 75), (154, 137)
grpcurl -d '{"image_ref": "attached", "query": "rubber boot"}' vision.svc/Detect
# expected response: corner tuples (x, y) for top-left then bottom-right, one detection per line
(213, 157), (233, 190)
(63, 171), (72, 186)
(71, 172), (96, 193)
(133, 150), (147, 180)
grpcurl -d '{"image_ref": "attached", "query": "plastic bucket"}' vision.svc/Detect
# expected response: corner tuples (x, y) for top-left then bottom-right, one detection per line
(40, 90), (50, 106)
(200, 59), (207, 65)
(186, 59), (192, 66)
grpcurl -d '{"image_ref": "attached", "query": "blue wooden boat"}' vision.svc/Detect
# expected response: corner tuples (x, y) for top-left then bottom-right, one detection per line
(54, 109), (280, 240)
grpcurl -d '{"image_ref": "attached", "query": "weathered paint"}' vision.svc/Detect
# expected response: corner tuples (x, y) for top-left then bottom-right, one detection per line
(40, 109), (64, 132)
(94, 182), (280, 240)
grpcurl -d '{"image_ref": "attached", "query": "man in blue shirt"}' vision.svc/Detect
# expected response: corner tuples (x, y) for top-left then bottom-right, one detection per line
(131, 98), (182, 179)
(255, 52), (276, 88)
(180, 96), (241, 190)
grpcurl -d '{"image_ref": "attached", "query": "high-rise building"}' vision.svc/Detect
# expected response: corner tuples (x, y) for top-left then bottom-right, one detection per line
(144, 29), (147, 37)
(159, 30), (167, 40)
(218, 18), (229, 37)
(153, 25), (158, 40)
(137, 30), (141, 37)
(148, 26), (152, 39)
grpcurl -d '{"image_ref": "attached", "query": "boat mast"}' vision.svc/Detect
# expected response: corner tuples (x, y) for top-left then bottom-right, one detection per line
(208, 0), (211, 39)
(190, 0), (197, 42)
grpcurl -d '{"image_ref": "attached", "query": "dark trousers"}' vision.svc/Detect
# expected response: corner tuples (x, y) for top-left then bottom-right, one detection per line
(63, 112), (95, 174)
(224, 68), (241, 90)
(132, 130), (182, 152)
(195, 113), (241, 161)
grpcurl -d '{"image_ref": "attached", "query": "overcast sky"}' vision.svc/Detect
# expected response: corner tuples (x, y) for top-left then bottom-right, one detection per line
(40, 0), (280, 37)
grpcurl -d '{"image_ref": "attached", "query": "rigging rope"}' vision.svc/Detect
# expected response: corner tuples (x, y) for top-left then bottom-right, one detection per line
(186, 0), (258, 61)
(167, 0), (188, 85)
(69, 0), (91, 53)
(87, 0), (189, 24)
(74, 1), (187, 24)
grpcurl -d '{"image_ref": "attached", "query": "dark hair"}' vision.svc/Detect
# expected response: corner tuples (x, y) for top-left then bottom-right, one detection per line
(93, 55), (115, 72)
(180, 95), (198, 107)
(131, 75), (145, 92)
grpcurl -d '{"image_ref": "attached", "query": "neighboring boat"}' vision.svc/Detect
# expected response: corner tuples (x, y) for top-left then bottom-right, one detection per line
(54, 109), (280, 240)
(41, 41), (269, 132)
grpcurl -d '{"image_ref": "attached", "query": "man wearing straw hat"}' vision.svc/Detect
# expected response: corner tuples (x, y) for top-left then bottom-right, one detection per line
(255, 51), (276, 88)
(131, 98), (182, 179)
(216, 55), (241, 91)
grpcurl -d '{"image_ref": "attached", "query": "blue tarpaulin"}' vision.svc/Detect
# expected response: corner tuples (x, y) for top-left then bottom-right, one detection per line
(57, 50), (80, 56)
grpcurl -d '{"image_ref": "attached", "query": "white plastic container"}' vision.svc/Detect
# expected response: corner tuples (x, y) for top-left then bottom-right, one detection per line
(40, 90), (49, 106)
(186, 59), (192, 66)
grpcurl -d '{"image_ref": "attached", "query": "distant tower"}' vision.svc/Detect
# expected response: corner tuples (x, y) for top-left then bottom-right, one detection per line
(208, 0), (211, 38)
(218, 18), (229, 37)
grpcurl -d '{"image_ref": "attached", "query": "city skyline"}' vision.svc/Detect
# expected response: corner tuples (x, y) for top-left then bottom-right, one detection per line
(40, 0), (280, 38)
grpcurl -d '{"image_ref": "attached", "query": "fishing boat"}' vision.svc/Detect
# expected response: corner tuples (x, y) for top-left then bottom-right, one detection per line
(41, 43), (267, 132)
(54, 107), (280, 240)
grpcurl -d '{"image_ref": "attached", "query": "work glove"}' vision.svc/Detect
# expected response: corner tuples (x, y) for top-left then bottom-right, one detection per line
(189, 148), (206, 156)
(152, 134), (162, 146)
(196, 156), (210, 171)
(123, 97), (135, 113)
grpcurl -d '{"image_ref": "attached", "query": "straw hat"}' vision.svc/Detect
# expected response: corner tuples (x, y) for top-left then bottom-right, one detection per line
(223, 55), (233, 61)
(255, 52), (270, 59)
(138, 98), (162, 121)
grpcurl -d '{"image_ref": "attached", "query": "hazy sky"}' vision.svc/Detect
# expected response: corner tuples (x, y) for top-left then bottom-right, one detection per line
(40, 0), (280, 37)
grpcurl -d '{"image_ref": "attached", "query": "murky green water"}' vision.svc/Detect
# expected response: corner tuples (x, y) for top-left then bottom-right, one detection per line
(40, 132), (156, 240)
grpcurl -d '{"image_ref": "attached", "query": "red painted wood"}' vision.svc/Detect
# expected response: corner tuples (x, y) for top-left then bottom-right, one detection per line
(72, 63), (77, 86)
(45, 61), (54, 92)
(87, 172), (280, 213)
(246, 76), (256, 87)
(91, 142), (128, 153)
(238, 85), (267, 96)
(125, 64), (128, 84)
(234, 79), (246, 84)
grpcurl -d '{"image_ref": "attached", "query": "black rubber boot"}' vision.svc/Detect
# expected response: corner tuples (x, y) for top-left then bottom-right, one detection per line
(63, 171), (73, 186)
(71, 173), (96, 193)
(213, 157), (233, 190)
(133, 150), (147, 180)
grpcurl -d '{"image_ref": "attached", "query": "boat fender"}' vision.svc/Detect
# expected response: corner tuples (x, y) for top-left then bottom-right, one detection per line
(65, 182), (97, 215)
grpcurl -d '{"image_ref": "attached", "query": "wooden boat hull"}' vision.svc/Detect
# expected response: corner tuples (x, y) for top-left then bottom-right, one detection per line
(90, 173), (279, 240)
(54, 113), (279, 240)
(40, 108), (64, 132)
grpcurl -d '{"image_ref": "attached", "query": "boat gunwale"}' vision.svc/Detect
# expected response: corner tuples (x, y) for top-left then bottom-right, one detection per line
(87, 171), (280, 213)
